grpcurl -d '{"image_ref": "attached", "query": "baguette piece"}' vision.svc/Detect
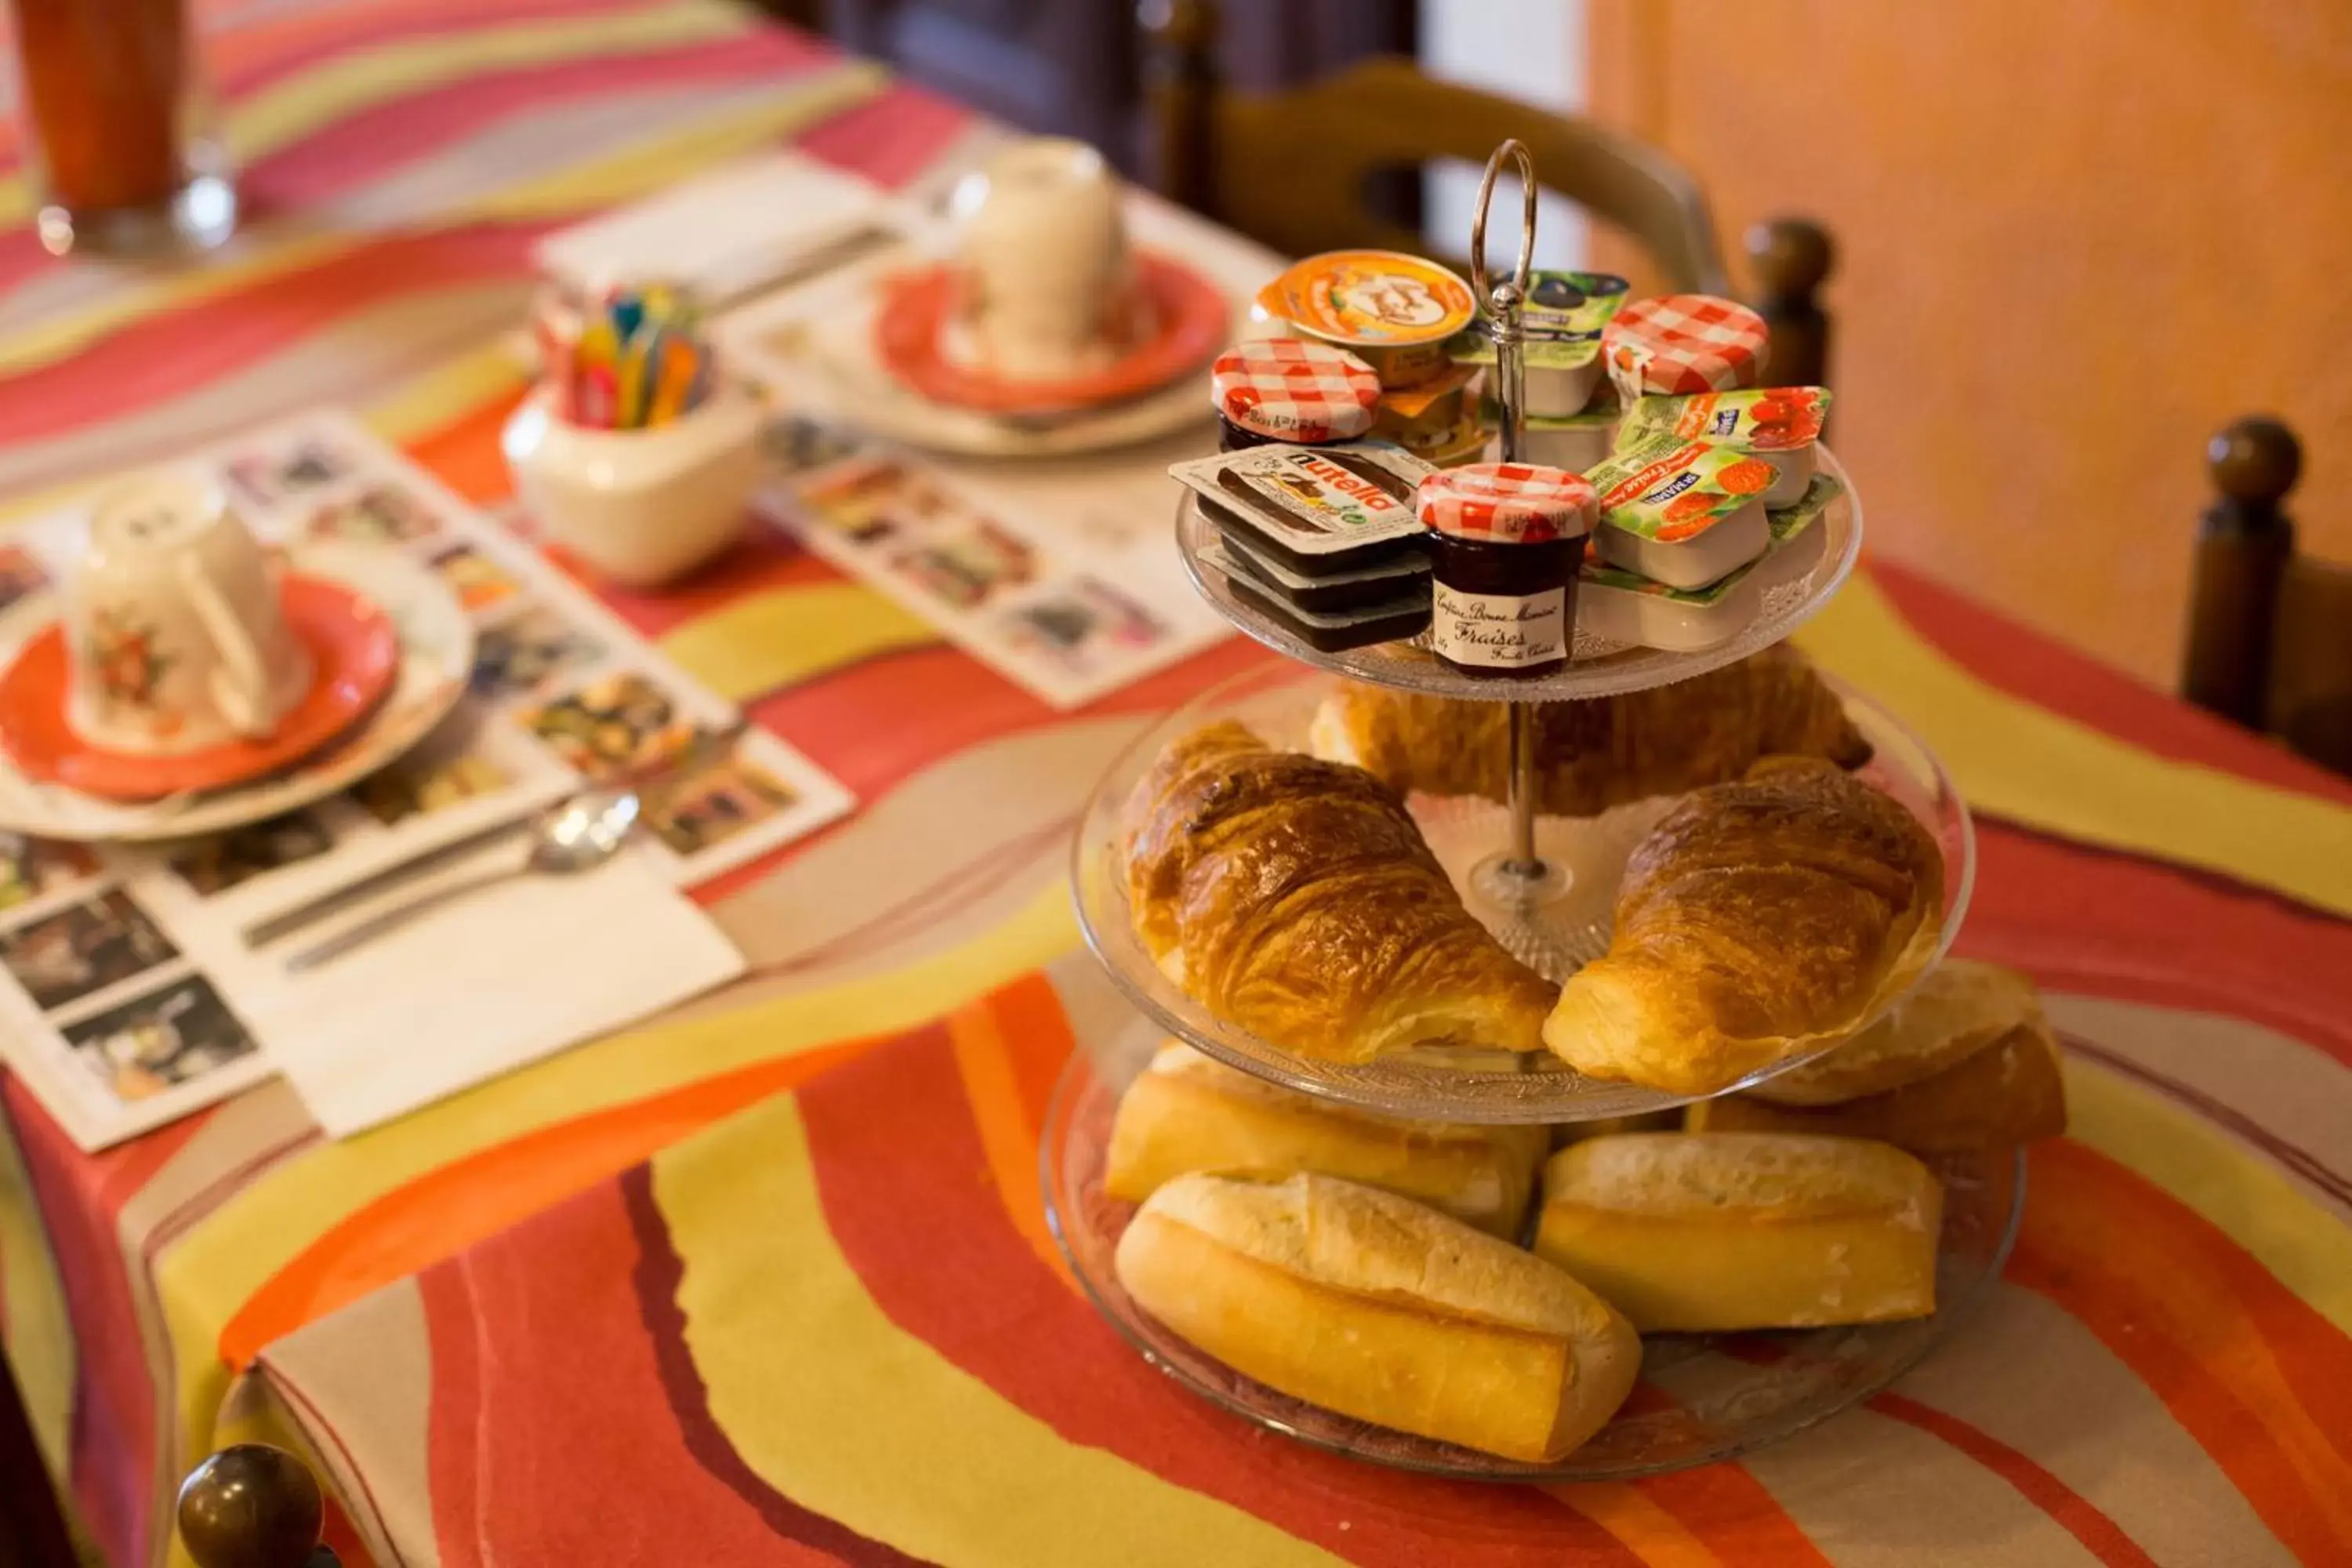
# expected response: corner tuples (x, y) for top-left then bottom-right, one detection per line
(1106, 1042), (1549, 1236)
(1748, 958), (2042, 1106)
(1534, 1133), (1942, 1332)
(1687, 1019), (2067, 1155)
(1117, 1171), (1640, 1461)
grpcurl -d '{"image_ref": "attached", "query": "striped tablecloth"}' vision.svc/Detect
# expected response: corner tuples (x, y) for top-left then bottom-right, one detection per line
(2, 4), (2349, 1565)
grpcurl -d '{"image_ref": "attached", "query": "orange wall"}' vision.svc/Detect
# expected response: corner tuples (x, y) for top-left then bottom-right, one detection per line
(1587, 1), (2352, 685)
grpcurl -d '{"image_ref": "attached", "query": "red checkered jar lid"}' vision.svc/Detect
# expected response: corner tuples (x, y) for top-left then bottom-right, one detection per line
(1210, 337), (1381, 441)
(1602, 294), (1769, 396)
(1415, 462), (1596, 544)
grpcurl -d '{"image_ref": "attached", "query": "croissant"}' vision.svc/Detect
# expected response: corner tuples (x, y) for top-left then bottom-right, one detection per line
(1308, 644), (1870, 817)
(1122, 721), (1556, 1062)
(1544, 758), (1944, 1094)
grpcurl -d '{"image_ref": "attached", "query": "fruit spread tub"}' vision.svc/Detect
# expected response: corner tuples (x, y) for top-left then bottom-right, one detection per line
(1446, 269), (1630, 417)
(1577, 473), (1842, 652)
(1584, 431), (1774, 590)
(1251, 250), (1478, 389)
(1617, 386), (1831, 508)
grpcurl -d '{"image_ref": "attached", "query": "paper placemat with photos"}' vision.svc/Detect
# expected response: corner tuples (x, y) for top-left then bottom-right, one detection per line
(752, 413), (1232, 709)
(0, 413), (854, 1150)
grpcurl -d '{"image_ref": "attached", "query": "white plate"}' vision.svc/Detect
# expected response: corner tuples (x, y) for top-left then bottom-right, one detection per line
(0, 542), (474, 842)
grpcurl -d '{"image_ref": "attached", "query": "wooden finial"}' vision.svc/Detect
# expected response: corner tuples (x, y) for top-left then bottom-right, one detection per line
(1744, 217), (1833, 306)
(2207, 416), (2302, 510)
(1743, 216), (1833, 390)
(177, 1446), (331, 1568)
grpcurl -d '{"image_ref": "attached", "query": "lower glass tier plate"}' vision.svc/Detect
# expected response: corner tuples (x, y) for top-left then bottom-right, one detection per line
(1041, 1045), (2027, 1482)
(1072, 659), (1976, 1123)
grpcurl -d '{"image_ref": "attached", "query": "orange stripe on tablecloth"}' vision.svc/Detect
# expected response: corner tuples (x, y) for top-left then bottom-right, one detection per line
(978, 971), (1081, 1136)
(944, 1000), (1072, 1290)
(2008, 1139), (2352, 1566)
(1547, 1483), (1716, 1565)
(216, 1033), (884, 1369)
(401, 383), (532, 505)
(1632, 1455), (1835, 1568)
(1868, 1392), (2161, 1568)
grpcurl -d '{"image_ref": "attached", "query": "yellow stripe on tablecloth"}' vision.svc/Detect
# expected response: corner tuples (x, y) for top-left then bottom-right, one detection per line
(0, 1117), (75, 1475)
(657, 582), (940, 702)
(0, 0), (761, 230)
(1795, 575), (2352, 916)
(0, 66), (884, 381)
(657, 1094), (1343, 1568)
(151, 877), (1075, 1428)
(2062, 1057), (2352, 1335)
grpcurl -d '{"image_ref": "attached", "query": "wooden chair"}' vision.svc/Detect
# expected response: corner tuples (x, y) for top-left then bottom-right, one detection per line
(1138, 0), (1833, 388)
(2182, 416), (2352, 776)
(177, 1446), (339, 1568)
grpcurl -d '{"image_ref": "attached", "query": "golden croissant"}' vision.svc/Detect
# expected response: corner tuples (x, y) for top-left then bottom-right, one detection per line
(1544, 758), (1944, 1094)
(1122, 720), (1555, 1062)
(1309, 644), (1870, 816)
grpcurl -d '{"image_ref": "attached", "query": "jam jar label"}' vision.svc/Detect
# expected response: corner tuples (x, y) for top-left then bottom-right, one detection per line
(1431, 583), (1568, 669)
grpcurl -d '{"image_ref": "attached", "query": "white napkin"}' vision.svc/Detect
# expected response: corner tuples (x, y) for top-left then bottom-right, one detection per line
(191, 840), (743, 1138)
(532, 151), (898, 306)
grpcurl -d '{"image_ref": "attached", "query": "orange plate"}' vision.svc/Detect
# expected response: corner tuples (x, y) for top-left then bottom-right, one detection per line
(0, 575), (400, 801)
(873, 252), (1229, 417)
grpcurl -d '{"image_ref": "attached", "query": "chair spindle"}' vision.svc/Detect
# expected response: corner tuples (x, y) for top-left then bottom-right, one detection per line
(177, 1445), (339, 1568)
(2182, 416), (2299, 728)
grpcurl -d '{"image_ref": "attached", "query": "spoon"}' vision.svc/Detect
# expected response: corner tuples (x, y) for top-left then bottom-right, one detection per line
(283, 789), (641, 974)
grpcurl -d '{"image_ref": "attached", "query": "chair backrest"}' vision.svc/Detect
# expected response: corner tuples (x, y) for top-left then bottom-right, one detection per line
(179, 1445), (339, 1568)
(1138, 0), (1833, 387)
(2181, 416), (2352, 775)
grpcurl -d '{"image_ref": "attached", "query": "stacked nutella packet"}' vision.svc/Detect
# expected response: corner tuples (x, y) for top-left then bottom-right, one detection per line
(1573, 294), (1843, 652)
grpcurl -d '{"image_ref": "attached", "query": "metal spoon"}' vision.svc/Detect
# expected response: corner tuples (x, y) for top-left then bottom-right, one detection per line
(282, 789), (641, 974)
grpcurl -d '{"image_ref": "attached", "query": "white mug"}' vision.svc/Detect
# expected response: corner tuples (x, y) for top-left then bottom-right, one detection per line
(65, 470), (313, 754)
(946, 138), (1146, 381)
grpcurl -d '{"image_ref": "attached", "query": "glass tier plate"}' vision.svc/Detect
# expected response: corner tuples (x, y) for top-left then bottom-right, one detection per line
(1178, 446), (1862, 702)
(1042, 1044), (2026, 1482)
(1071, 659), (1975, 1123)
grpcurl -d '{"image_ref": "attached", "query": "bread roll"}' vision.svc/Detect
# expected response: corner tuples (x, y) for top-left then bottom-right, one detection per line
(1543, 759), (1945, 1095)
(1534, 1133), (1942, 1332)
(1749, 957), (2042, 1106)
(1116, 1171), (1640, 1461)
(1106, 1043), (1548, 1236)
(1687, 1020), (2067, 1154)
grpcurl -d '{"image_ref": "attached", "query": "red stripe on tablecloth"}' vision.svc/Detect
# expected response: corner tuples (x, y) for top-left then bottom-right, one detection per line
(0, 1081), (200, 1568)
(1868, 1392), (2162, 1568)
(2007, 1140), (2352, 1566)
(1959, 822), (2352, 1070)
(798, 1021), (1649, 1566)
(419, 1182), (851, 1565)
(239, 31), (834, 214)
(0, 225), (543, 443)
(794, 83), (973, 191)
(1871, 559), (2352, 808)
(261, 1370), (405, 1568)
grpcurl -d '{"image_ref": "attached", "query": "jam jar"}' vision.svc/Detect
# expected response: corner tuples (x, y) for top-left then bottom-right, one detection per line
(1416, 461), (1596, 679)
(1210, 338), (1382, 452)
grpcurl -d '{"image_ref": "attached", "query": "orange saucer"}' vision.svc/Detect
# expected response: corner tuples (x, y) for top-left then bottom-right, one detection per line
(0, 575), (400, 801)
(874, 252), (1229, 417)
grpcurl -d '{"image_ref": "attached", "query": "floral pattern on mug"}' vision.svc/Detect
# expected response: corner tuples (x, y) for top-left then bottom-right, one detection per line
(85, 604), (176, 722)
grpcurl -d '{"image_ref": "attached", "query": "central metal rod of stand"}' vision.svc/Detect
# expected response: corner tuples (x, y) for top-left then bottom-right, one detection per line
(1469, 139), (1549, 891)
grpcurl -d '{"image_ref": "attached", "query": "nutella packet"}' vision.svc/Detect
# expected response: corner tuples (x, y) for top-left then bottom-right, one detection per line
(1617, 386), (1831, 452)
(1585, 432), (1776, 542)
(1446, 270), (1631, 371)
(1168, 443), (1434, 560)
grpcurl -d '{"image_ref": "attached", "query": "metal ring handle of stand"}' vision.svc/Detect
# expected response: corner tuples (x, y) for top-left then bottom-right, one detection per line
(1468, 140), (1551, 888)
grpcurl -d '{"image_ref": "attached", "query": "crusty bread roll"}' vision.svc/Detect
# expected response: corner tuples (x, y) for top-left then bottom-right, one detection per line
(1543, 759), (1945, 1095)
(1687, 1019), (2067, 1154)
(1533, 1133), (1942, 1332)
(1748, 958), (2041, 1106)
(1116, 1171), (1640, 1461)
(1106, 1042), (1549, 1236)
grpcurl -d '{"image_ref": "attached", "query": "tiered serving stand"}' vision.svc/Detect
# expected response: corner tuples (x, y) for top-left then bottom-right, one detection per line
(1042, 144), (2021, 1480)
